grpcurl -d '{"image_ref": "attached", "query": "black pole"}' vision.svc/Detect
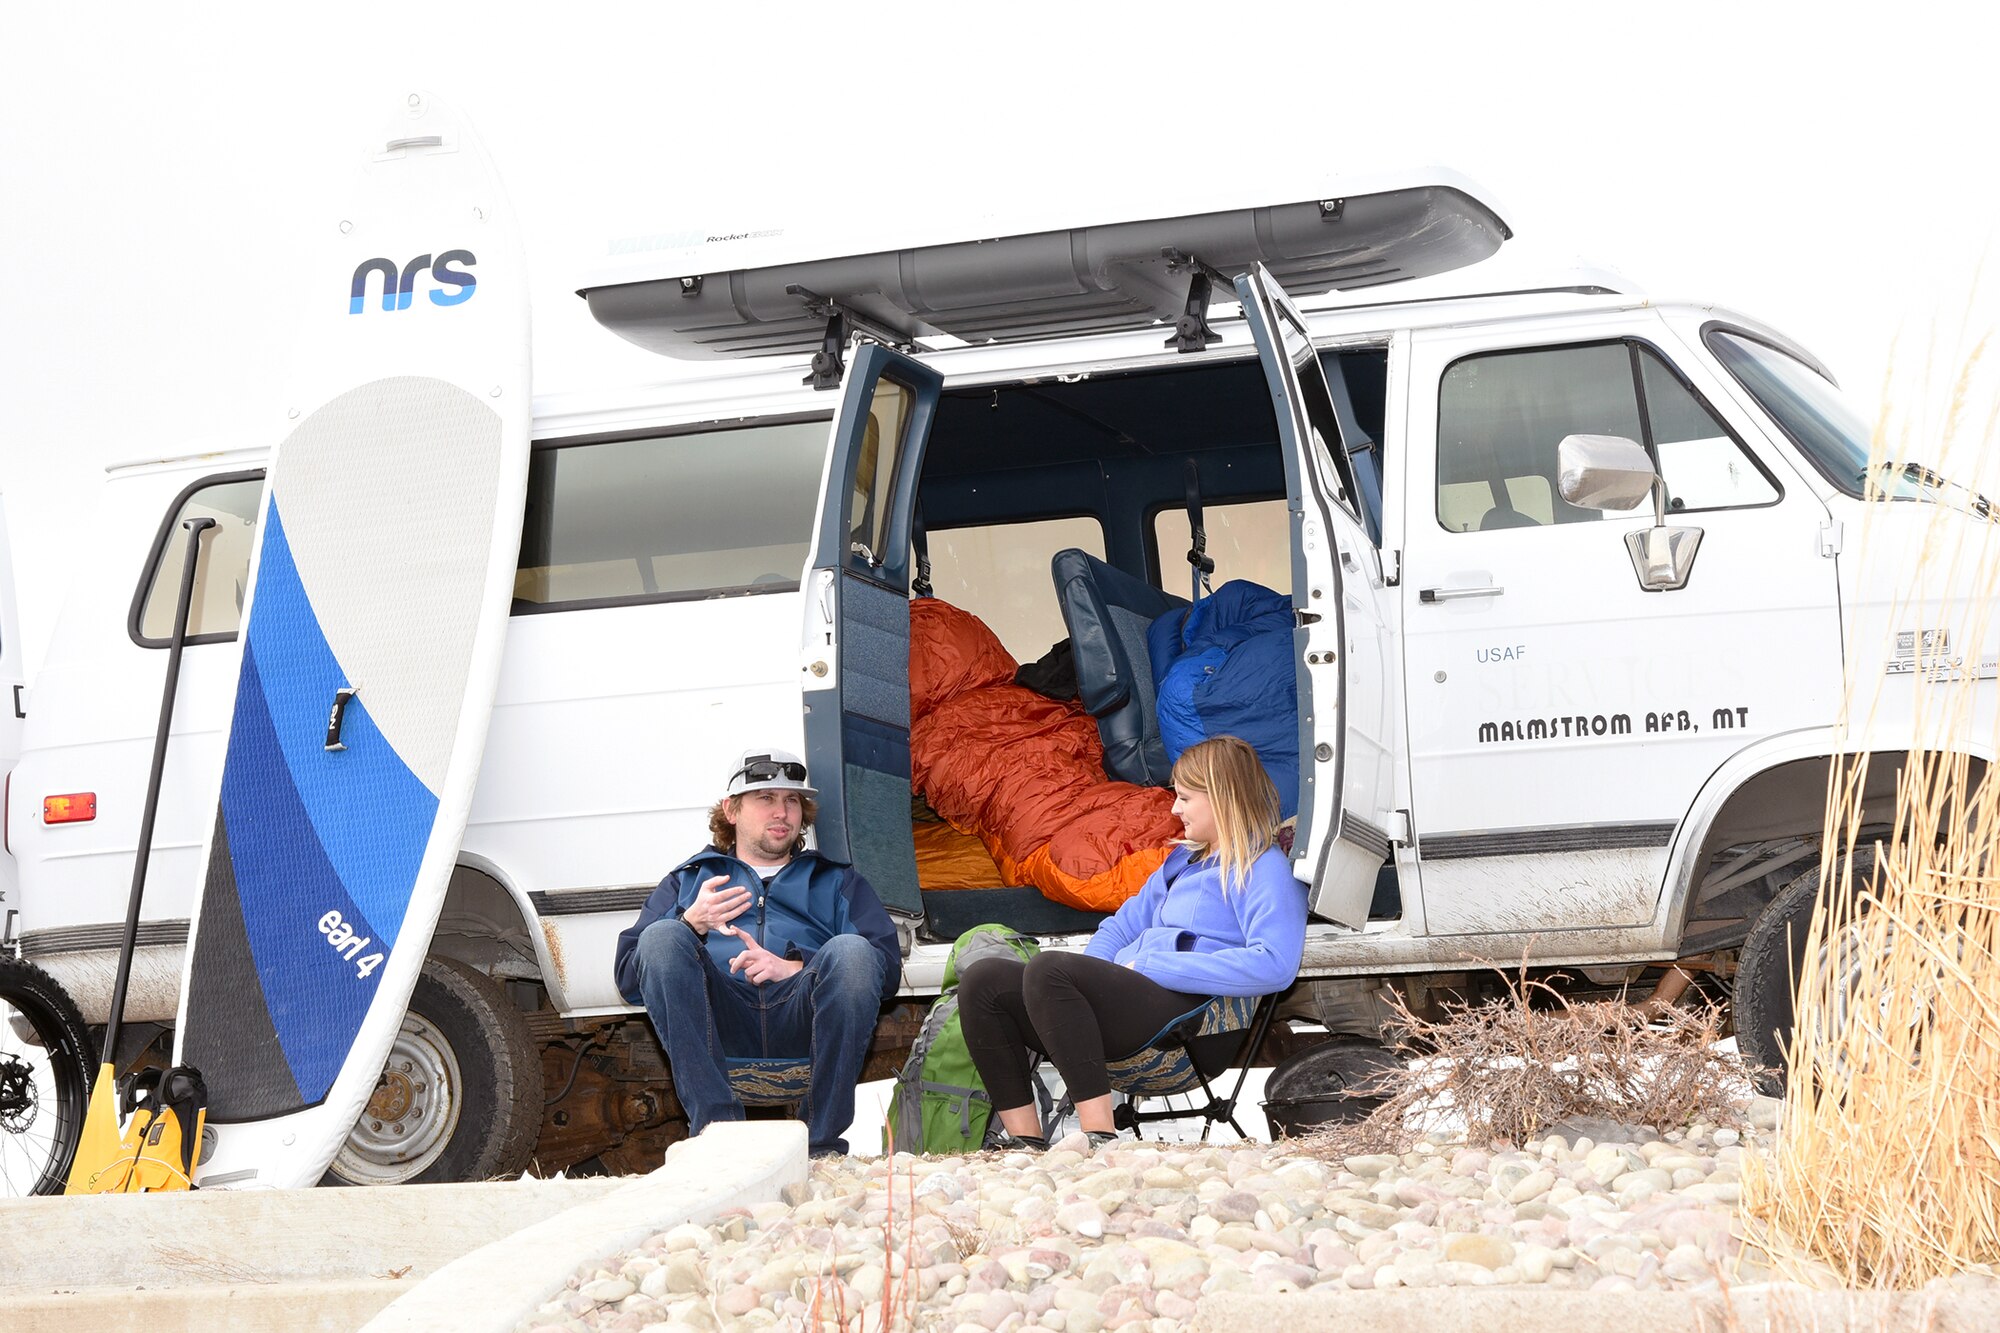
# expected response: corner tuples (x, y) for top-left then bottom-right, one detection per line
(101, 516), (216, 1075)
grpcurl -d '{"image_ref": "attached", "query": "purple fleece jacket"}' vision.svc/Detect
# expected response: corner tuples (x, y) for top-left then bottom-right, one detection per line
(1083, 844), (1306, 996)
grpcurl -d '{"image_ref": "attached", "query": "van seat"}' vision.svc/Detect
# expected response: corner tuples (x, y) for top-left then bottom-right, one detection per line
(1051, 549), (1186, 787)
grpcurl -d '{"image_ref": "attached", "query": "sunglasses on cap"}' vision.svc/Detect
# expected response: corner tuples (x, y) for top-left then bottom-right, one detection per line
(734, 756), (808, 785)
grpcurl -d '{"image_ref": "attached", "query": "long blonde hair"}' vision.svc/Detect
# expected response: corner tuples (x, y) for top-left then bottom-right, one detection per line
(1172, 736), (1281, 891)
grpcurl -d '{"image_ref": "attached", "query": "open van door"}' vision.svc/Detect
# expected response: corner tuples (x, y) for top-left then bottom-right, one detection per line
(0, 497), (22, 944)
(1235, 266), (1399, 927)
(800, 343), (944, 919)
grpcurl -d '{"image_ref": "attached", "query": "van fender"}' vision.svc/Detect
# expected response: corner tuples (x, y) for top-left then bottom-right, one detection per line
(436, 855), (571, 1009)
(1656, 725), (1997, 945)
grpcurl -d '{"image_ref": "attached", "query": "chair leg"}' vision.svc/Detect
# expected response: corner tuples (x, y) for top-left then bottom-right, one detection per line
(1117, 995), (1284, 1143)
(1208, 996), (1282, 1141)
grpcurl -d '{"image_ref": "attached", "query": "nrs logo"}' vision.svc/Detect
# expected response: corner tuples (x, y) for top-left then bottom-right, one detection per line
(349, 250), (477, 313)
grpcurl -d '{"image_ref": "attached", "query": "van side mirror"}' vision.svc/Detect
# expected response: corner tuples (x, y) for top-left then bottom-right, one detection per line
(1555, 433), (1704, 592)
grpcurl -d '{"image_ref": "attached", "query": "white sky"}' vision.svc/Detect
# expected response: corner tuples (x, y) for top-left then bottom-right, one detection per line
(4, 1), (1997, 674)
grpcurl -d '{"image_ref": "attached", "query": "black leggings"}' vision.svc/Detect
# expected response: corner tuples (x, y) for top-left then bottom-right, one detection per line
(957, 952), (1239, 1109)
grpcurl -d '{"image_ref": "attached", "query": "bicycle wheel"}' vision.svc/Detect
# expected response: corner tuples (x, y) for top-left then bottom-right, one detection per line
(0, 957), (94, 1196)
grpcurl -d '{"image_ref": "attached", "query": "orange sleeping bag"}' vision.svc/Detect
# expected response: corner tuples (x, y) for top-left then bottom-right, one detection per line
(909, 598), (1179, 912)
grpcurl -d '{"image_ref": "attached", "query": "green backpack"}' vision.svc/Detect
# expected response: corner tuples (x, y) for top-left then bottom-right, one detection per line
(884, 923), (1039, 1156)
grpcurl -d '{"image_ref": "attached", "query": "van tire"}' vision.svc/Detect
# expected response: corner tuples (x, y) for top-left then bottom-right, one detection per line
(323, 956), (540, 1186)
(1732, 848), (1872, 1095)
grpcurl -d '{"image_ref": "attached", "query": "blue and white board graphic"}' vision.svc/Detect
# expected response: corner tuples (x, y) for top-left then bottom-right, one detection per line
(173, 94), (530, 1189)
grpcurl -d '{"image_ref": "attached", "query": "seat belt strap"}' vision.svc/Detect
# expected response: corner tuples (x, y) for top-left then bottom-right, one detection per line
(1184, 458), (1213, 601)
(912, 500), (933, 598)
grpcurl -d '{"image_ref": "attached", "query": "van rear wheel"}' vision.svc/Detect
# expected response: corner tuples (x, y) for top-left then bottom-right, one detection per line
(324, 956), (539, 1186)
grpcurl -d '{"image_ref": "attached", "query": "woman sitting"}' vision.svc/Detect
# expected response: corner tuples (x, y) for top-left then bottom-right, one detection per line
(957, 735), (1307, 1149)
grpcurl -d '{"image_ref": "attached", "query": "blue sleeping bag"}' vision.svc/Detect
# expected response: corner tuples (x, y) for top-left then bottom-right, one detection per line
(1147, 580), (1301, 818)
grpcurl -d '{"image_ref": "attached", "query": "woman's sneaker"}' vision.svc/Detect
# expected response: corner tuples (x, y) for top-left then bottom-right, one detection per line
(1083, 1130), (1122, 1150)
(988, 1130), (1048, 1152)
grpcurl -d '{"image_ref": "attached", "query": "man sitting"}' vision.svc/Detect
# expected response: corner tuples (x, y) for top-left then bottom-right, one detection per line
(613, 748), (901, 1156)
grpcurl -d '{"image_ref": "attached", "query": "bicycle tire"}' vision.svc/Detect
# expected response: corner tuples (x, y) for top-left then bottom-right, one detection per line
(0, 956), (95, 1196)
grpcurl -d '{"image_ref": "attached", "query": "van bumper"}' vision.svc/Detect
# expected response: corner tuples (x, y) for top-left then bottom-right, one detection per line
(18, 924), (186, 1025)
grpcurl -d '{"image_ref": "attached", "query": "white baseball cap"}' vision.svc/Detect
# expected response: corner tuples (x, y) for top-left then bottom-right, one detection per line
(725, 747), (817, 798)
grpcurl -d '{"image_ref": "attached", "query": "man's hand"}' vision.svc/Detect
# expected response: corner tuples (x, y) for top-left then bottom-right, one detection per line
(718, 924), (804, 985)
(684, 874), (752, 935)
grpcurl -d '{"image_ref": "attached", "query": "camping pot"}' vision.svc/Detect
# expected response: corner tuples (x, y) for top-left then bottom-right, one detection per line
(1261, 1035), (1402, 1137)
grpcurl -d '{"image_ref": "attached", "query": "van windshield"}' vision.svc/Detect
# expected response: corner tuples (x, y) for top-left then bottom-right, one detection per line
(1705, 329), (1920, 501)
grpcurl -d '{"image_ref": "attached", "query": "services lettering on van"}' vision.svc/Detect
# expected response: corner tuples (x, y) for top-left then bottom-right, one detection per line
(1476, 705), (1752, 744)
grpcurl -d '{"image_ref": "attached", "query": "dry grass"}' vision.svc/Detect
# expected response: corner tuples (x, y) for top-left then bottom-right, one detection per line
(1740, 327), (2000, 1289)
(1295, 969), (1754, 1156)
(1741, 668), (2000, 1286)
(801, 1149), (928, 1332)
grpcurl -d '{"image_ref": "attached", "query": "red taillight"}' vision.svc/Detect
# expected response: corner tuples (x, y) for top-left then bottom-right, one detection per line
(44, 792), (97, 824)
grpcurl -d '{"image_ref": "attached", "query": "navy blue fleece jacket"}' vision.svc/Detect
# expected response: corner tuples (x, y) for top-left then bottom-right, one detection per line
(613, 847), (901, 1005)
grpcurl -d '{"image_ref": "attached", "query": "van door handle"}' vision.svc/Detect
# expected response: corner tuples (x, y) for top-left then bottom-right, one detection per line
(1418, 585), (1504, 603)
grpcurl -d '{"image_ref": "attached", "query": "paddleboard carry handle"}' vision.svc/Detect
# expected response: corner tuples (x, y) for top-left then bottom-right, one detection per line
(325, 686), (358, 751)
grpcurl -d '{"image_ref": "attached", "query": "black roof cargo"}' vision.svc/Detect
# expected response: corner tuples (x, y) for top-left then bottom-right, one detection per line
(579, 170), (1511, 361)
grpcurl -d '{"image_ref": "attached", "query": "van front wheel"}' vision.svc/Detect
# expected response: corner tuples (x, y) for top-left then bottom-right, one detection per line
(324, 956), (540, 1186)
(1732, 848), (1874, 1095)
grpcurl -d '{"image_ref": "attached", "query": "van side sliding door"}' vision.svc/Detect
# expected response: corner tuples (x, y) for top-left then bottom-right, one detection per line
(1235, 266), (1399, 927)
(799, 343), (944, 919)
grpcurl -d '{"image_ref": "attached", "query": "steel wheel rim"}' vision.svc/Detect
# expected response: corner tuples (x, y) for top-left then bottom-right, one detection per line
(327, 1014), (463, 1186)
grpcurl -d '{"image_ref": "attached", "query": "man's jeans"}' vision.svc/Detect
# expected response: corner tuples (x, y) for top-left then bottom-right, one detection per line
(633, 919), (885, 1155)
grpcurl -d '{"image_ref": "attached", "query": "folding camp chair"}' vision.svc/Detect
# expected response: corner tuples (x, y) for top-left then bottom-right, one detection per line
(1103, 993), (1282, 1142)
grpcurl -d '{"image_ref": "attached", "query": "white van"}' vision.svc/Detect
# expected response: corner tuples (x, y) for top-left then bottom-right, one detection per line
(9, 170), (1995, 1183)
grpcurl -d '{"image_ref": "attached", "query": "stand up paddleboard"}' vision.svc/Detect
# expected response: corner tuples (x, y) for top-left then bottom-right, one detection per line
(172, 93), (531, 1189)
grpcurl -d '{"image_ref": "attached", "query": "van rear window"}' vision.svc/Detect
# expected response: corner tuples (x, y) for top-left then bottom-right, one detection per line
(130, 473), (267, 646)
(515, 419), (830, 609)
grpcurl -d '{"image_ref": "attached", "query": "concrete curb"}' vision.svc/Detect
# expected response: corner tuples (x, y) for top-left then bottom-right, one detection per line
(361, 1121), (808, 1333)
(0, 1280), (414, 1333)
(0, 1175), (624, 1290)
(1192, 1286), (2000, 1332)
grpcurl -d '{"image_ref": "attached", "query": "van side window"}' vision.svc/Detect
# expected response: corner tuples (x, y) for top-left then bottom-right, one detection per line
(922, 516), (1106, 663)
(1436, 341), (1778, 533)
(1151, 499), (1291, 598)
(131, 473), (265, 646)
(1637, 347), (1781, 511)
(848, 381), (916, 572)
(516, 419), (829, 608)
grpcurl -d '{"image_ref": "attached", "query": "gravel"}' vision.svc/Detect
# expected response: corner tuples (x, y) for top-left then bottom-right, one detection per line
(516, 1105), (1813, 1332)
